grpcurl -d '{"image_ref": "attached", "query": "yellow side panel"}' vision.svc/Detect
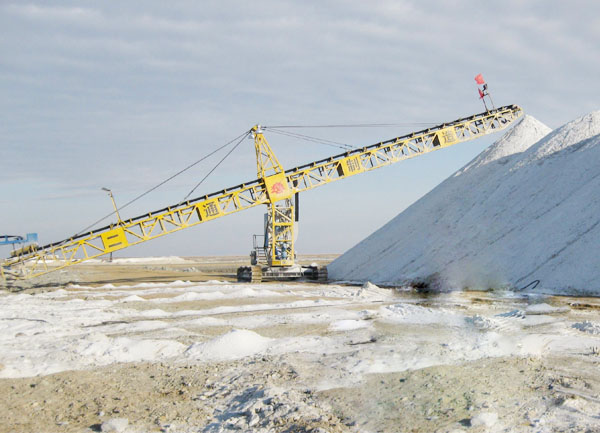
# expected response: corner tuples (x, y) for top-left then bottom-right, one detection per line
(271, 258), (295, 266)
(338, 156), (364, 177)
(101, 227), (129, 252)
(197, 199), (222, 221)
(264, 172), (292, 203)
(436, 127), (458, 147)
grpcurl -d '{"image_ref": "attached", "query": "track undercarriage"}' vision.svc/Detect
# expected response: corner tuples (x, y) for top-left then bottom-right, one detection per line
(236, 264), (327, 283)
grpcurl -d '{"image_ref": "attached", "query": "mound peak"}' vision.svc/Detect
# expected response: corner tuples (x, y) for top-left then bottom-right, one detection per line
(458, 114), (551, 174)
(530, 110), (600, 160)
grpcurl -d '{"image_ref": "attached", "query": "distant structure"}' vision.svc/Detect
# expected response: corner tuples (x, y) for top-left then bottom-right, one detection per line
(0, 233), (39, 258)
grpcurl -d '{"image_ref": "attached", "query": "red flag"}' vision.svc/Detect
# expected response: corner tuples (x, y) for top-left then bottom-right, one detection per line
(474, 73), (485, 85)
(478, 88), (485, 99)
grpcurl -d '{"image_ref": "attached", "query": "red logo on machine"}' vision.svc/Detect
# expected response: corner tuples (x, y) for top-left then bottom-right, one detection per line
(271, 182), (285, 194)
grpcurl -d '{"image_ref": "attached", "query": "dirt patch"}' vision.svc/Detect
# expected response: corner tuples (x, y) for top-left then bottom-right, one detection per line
(4, 354), (594, 433)
(0, 358), (347, 433)
(319, 356), (549, 432)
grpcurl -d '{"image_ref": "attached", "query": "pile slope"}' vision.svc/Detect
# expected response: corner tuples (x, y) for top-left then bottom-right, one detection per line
(329, 111), (600, 294)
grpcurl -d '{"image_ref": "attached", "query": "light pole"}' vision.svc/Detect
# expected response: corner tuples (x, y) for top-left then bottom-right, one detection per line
(101, 187), (123, 224)
(101, 187), (122, 262)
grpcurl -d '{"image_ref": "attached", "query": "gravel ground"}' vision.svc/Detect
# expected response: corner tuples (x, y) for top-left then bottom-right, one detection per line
(2, 355), (600, 432)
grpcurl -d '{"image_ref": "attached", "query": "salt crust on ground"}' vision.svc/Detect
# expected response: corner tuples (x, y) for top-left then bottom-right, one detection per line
(100, 417), (129, 432)
(329, 111), (600, 294)
(2, 279), (600, 431)
(38, 256), (193, 265)
(470, 411), (498, 428)
(3, 280), (597, 380)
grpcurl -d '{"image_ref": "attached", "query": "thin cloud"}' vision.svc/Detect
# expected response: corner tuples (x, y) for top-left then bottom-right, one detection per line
(4, 3), (101, 22)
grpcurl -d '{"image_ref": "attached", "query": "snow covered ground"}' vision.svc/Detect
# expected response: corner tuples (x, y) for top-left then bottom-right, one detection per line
(329, 111), (600, 294)
(2, 278), (600, 431)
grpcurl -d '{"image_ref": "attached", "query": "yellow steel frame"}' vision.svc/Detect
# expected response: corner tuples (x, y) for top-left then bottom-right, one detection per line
(254, 125), (284, 180)
(253, 125), (295, 266)
(1, 105), (523, 282)
(268, 198), (295, 266)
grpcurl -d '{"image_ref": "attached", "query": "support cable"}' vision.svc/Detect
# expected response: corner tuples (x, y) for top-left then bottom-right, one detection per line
(266, 122), (436, 129)
(180, 131), (251, 202)
(265, 121), (438, 152)
(267, 128), (354, 151)
(71, 129), (251, 239)
(67, 122), (436, 238)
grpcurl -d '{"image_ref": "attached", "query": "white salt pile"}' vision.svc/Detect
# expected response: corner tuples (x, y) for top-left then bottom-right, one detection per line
(185, 329), (272, 361)
(329, 111), (600, 294)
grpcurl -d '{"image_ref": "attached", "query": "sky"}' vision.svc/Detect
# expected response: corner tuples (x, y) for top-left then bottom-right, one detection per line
(1, 0), (599, 258)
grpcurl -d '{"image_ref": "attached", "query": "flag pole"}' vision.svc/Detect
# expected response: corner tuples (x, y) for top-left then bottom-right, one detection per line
(474, 74), (492, 112)
(485, 85), (496, 110)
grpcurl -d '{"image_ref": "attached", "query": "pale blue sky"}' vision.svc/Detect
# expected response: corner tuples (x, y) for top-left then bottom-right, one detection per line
(1, 1), (599, 257)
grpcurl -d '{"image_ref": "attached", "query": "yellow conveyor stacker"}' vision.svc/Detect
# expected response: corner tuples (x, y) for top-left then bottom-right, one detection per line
(1, 105), (523, 284)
